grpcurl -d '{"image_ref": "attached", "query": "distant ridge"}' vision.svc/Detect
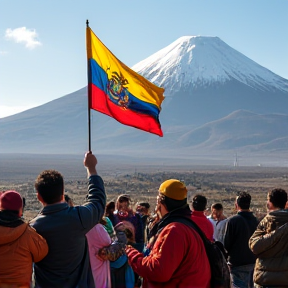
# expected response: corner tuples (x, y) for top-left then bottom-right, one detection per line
(176, 110), (288, 151)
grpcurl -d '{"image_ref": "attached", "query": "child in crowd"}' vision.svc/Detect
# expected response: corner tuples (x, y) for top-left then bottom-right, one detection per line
(98, 221), (135, 288)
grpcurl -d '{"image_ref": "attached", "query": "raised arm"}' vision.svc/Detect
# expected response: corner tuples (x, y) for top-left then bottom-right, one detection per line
(78, 151), (106, 233)
(249, 222), (288, 255)
(84, 151), (98, 177)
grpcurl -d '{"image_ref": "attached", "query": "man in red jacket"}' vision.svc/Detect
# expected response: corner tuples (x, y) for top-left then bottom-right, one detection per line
(191, 194), (214, 241)
(126, 179), (211, 288)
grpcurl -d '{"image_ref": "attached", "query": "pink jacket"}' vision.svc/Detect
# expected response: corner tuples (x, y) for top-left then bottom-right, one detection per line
(86, 223), (112, 288)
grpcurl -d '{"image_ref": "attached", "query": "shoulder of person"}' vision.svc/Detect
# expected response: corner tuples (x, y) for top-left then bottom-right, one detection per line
(27, 224), (46, 239)
(269, 209), (288, 218)
(162, 221), (197, 234)
(227, 214), (242, 221)
(95, 223), (107, 232)
(262, 213), (275, 223)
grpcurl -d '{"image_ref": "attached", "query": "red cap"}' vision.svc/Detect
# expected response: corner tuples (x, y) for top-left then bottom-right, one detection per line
(0, 190), (23, 211)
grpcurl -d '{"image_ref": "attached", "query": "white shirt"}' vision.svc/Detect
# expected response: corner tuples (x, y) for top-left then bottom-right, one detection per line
(207, 216), (227, 243)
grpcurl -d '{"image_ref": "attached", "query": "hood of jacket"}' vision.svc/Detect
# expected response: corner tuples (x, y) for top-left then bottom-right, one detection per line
(265, 209), (288, 233)
(0, 222), (27, 245)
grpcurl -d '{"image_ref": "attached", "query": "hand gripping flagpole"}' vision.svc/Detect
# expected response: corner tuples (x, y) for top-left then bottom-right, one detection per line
(86, 19), (91, 152)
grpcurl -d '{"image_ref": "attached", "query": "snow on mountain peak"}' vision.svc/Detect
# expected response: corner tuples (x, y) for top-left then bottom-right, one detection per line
(132, 36), (288, 95)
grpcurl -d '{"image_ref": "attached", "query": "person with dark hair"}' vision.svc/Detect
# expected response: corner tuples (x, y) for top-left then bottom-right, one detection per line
(30, 151), (106, 288)
(249, 188), (288, 287)
(98, 221), (135, 288)
(110, 194), (144, 287)
(236, 192), (251, 210)
(136, 201), (151, 245)
(110, 194), (143, 252)
(136, 202), (150, 221)
(137, 202), (150, 210)
(223, 191), (258, 288)
(191, 194), (214, 241)
(106, 201), (116, 219)
(207, 202), (227, 242)
(103, 201), (116, 238)
(125, 179), (211, 288)
(35, 170), (64, 204)
(267, 188), (287, 211)
(0, 190), (48, 288)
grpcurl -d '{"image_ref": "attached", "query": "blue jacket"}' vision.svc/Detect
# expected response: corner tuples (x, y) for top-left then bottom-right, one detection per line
(30, 175), (106, 288)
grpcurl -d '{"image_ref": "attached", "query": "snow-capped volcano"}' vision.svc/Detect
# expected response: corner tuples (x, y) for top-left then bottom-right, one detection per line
(133, 36), (288, 95)
(1, 36), (288, 159)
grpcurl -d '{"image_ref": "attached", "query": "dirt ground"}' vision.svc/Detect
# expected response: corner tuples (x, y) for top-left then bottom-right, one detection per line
(1, 155), (287, 221)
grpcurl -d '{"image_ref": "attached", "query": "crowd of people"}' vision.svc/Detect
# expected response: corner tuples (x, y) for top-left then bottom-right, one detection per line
(0, 151), (288, 288)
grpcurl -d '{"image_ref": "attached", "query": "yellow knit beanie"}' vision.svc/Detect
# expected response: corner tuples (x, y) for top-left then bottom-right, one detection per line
(159, 179), (187, 200)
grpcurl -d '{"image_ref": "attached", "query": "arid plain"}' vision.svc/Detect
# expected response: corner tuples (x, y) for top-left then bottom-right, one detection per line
(1, 154), (287, 221)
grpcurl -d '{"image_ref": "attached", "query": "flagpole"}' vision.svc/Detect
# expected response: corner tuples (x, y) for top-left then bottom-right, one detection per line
(86, 19), (91, 152)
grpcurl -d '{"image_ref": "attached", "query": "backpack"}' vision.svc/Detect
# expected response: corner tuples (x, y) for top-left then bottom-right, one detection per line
(169, 215), (231, 288)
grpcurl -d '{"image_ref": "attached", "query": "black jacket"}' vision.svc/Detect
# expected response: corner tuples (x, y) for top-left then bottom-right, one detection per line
(30, 175), (106, 288)
(224, 211), (258, 267)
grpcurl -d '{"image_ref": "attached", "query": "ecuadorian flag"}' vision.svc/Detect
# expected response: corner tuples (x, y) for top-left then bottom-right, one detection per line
(86, 27), (165, 137)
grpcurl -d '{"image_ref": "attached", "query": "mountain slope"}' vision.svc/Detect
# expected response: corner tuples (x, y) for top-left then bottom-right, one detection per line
(176, 110), (288, 151)
(1, 36), (288, 159)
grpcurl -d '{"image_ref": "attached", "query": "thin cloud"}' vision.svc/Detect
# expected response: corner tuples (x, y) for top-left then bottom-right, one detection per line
(5, 27), (42, 49)
(0, 50), (8, 55)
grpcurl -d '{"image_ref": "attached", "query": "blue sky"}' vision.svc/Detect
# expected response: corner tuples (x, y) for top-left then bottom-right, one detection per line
(1, 0), (287, 118)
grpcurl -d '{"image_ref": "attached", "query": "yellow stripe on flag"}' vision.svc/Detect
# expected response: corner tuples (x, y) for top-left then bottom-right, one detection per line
(86, 27), (165, 108)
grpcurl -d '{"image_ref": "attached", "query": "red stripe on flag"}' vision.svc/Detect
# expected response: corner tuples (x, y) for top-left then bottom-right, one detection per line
(89, 84), (163, 136)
